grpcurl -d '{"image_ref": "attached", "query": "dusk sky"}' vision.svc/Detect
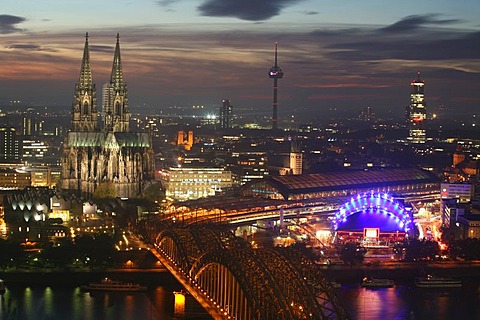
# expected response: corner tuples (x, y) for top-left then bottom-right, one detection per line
(1, 0), (479, 120)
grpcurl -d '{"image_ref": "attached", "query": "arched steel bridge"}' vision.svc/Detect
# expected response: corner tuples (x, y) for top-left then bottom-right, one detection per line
(152, 223), (350, 320)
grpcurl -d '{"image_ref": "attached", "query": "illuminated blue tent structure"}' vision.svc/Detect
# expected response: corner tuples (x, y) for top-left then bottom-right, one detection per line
(332, 192), (414, 242)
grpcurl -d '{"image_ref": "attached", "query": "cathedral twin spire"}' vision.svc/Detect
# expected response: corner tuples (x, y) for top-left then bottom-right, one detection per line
(104, 33), (130, 132)
(111, 34), (125, 91)
(71, 32), (97, 132)
(78, 33), (93, 91)
(71, 33), (130, 133)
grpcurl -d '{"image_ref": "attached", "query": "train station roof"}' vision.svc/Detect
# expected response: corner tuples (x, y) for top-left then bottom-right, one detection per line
(249, 168), (440, 200)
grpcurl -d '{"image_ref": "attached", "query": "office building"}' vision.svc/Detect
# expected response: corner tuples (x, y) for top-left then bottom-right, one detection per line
(441, 183), (473, 203)
(22, 139), (48, 163)
(22, 108), (42, 137)
(406, 72), (427, 143)
(227, 152), (269, 186)
(158, 166), (233, 201)
(219, 99), (233, 129)
(0, 168), (31, 189)
(289, 140), (302, 175)
(0, 127), (21, 163)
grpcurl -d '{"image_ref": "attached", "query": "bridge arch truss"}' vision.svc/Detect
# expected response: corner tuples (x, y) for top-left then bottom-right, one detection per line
(156, 224), (349, 320)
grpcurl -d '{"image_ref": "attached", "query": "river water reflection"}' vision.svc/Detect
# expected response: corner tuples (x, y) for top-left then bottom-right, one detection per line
(337, 284), (480, 320)
(1, 283), (479, 319)
(0, 285), (211, 320)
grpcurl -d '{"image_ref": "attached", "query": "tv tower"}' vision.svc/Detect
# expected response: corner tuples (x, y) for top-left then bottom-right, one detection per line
(269, 42), (284, 130)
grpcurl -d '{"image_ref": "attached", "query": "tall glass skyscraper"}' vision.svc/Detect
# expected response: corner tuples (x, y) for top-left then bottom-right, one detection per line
(406, 72), (426, 143)
(219, 99), (233, 129)
(0, 113), (21, 163)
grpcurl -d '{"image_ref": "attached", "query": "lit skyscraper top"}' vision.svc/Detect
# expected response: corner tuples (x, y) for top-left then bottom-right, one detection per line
(406, 72), (426, 143)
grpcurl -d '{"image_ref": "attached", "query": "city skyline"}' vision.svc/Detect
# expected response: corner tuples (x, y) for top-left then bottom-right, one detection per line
(0, 1), (479, 120)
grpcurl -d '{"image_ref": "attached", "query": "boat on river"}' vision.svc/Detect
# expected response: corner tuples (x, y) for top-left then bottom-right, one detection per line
(81, 278), (146, 292)
(415, 275), (462, 288)
(361, 277), (395, 288)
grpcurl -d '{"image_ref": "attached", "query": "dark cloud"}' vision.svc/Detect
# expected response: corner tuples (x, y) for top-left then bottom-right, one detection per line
(198, 0), (304, 21)
(8, 44), (43, 50)
(304, 11), (319, 16)
(0, 14), (26, 34)
(90, 45), (114, 53)
(156, 0), (175, 7)
(307, 15), (479, 63)
(325, 30), (480, 62)
(310, 28), (362, 38)
(7, 43), (58, 53)
(380, 14), (461, 33)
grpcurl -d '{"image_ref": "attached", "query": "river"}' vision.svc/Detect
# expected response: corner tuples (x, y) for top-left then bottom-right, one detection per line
(0, 284), (210, 320)
(337, 284), (480, 320)
(1, 283), (479, 319)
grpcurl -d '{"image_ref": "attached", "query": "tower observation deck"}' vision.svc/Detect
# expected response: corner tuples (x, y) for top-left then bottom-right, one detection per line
(269, 42), (284, 130)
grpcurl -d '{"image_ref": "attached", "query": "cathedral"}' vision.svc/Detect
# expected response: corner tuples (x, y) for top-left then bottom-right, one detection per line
(61, 33), (155, 198)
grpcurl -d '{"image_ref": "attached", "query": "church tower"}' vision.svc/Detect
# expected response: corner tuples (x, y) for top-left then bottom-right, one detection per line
(71, 33), (98, 132)
(103, 34), (130, 132)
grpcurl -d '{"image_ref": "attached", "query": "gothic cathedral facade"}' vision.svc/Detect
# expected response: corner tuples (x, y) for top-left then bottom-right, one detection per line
(61, 33), (155, 198)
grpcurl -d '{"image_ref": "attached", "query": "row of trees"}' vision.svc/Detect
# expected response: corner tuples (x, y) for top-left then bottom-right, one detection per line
(0, 238), (24, 271)
(449, 238), (480, 261)
(0, 233), (116, 271)
(38, 234), (116, 270)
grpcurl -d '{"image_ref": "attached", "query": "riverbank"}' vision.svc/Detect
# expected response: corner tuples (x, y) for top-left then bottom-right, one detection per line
(0, 268), (177, 287)
(323, 261), (480, 285)
(1, 261), (479, 288)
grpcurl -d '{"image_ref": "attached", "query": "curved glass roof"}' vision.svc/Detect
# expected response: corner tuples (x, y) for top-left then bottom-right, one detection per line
(264, 168), (440, 197)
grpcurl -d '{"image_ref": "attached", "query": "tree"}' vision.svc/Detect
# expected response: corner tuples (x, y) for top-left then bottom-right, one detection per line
(93, 182), (116, 199)
(450, 238), (480, 261)
(39, 238), (75, 270)
(141, 182), (165, 204)
(289, 242), (321, 261)
(0, 239), (24, 271)
(75, 234), (96, 269)
(75, 233), (115, 269)
(339, 243), (367, 266)
(392, 242), (405, 260)
(403, 239), (439, 261)
(92, 233), (115, 267)
(440, 224), (462, 246)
